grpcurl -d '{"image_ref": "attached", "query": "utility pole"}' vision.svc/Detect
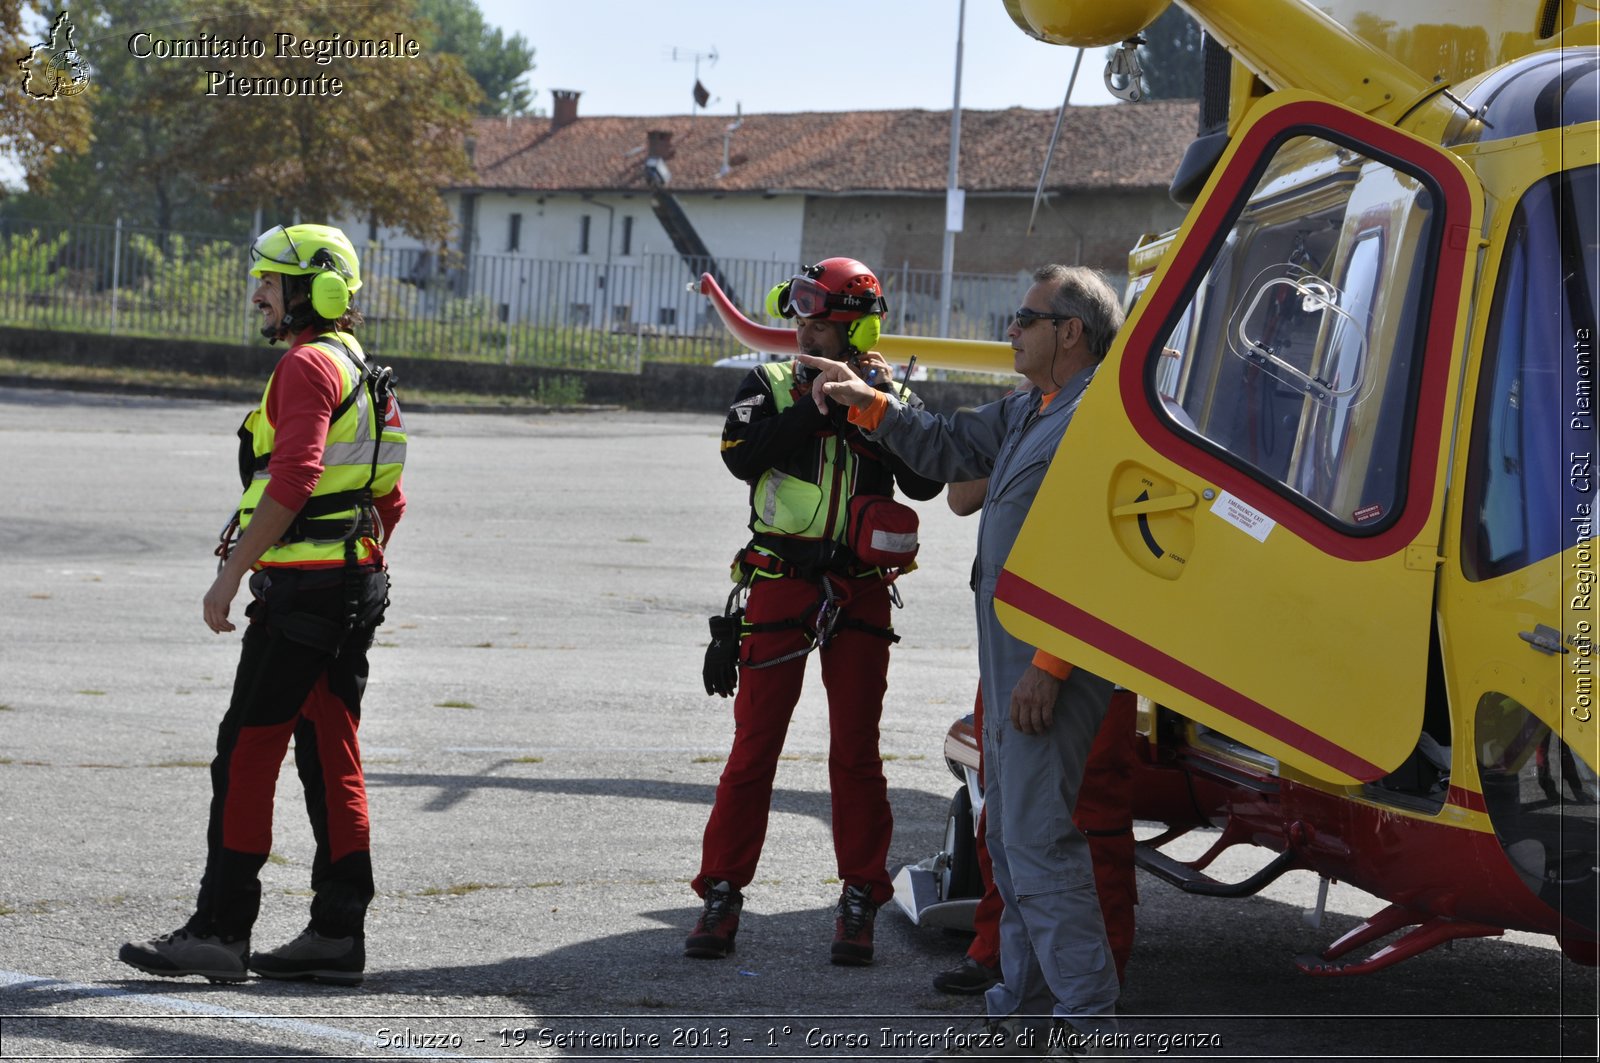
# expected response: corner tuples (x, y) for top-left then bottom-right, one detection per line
(939, 0), (966, 338)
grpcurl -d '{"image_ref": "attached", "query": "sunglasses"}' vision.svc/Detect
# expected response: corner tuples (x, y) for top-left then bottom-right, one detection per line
(1012, 307), (1075, 329)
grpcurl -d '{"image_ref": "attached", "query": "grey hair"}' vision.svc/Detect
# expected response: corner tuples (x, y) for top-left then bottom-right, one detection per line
(1032, 264), (1124, 361)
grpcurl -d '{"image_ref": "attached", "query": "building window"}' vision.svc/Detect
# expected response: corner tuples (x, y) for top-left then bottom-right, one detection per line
(507, 213), (522, 252)
(621, 215), (634, 256)
(579, 214), (591, 255)
(613, 304), (631, 324)
(569, 302), (592, 325)
(657, 306), (677, 326)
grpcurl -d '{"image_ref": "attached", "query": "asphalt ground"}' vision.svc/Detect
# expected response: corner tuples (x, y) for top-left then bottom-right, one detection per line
(0, 387), (1595, 1062)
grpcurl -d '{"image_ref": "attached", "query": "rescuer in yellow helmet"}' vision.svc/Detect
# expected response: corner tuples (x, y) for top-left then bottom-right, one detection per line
(119, 223), (406, 987)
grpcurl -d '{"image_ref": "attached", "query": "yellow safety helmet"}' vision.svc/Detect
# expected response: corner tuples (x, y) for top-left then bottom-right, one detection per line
(249, 223), (362, 320)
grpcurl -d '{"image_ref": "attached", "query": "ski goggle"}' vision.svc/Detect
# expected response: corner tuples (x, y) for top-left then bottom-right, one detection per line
(785, 275), (881, 319)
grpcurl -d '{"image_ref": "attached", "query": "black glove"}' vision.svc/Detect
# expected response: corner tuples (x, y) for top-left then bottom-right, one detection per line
(703, 612), (742, 698)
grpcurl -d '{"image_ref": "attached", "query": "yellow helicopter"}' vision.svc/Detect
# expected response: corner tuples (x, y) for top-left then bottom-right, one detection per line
(994, 0), (1599, 974)
(702, 0), (1598, 974)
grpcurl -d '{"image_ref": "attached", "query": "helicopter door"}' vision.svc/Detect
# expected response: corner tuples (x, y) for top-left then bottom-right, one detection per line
(995, 91), (1483, 785)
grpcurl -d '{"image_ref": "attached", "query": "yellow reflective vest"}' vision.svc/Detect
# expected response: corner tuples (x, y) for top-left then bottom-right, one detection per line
(236, 332), (406, 568)
(748, 359), (911, 543)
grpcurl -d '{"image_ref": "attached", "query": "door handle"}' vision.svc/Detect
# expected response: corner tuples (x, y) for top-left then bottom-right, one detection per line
(1112, 490), (1197, 518)
(1518, 624), (1569, 655)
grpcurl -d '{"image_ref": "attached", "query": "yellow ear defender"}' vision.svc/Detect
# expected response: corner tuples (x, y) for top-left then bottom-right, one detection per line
(307, 249), (352, 320)
(845, 315), (880, 354)
(765, 280), (793, 319)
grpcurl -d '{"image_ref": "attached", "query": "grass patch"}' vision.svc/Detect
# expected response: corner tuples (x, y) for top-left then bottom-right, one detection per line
(76, 689), (106, 696)
(509, 756), (544, 764)
(419, 882), (496, 897)
(266, 852), (289, 866)
(435, 699), (476, 709)
(27, 593), (51, 600)
(617, 535), (649, 544)
(528, 880), (562, 889)
(529, 374), (586, 406)
(0, 903), (15, 916)
(472, 641), (494, 649)
(690, 755), (725, 764)
(0, 355), (597, 410)
(0, 704), (14, 711)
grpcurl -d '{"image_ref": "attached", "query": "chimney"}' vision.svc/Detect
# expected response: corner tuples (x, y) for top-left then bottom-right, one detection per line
(646, 130), (676, 160)
(551, 89), (581, 132)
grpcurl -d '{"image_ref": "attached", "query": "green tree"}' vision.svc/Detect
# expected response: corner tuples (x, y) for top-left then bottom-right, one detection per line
(416, 0), (536, 116)
(5, 0), (480, 242)
(0, 4), (93, 195)
(1114, 6), (1206, 101)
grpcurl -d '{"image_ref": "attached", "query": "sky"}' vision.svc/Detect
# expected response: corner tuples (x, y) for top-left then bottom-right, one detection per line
(472, 0), (1121, 119)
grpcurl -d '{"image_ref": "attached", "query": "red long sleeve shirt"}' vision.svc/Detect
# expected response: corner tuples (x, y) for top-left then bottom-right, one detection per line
(261, 331), (406, 550)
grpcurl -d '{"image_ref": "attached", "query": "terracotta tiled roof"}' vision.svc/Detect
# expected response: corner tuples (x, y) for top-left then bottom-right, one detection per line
(460, 102), (1198, 196)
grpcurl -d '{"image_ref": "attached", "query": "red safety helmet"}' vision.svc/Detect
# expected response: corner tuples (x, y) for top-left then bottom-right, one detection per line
(767, 257), (887, 322)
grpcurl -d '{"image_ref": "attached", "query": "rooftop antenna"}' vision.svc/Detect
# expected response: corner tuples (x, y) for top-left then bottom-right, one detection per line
(669, 45), (719, 119)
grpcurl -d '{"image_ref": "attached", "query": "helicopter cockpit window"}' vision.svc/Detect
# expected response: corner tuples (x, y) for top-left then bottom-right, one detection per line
(1464, 166), (1599, 582)
(1150, 134), (1436, 531)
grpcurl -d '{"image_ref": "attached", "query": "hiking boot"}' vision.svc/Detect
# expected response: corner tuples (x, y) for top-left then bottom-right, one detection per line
(684, 881), (742, 959)
(830, 883), (878, 966)
(932, 953), (1002, 995)
(117, 927), (248, 983)
(248, 926), (365, 985)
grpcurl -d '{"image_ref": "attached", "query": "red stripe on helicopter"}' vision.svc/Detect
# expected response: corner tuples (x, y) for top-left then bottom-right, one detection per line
(995, 569), (1384, 780)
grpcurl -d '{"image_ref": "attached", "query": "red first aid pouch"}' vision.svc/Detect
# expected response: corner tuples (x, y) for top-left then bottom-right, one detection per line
(847, 495), (919, 568)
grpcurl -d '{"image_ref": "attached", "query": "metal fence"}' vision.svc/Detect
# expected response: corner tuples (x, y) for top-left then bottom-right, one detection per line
(0, 219), (1116, 371)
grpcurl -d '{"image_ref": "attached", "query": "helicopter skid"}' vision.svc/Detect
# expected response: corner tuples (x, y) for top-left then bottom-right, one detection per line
(1295, 903), (1504, 976)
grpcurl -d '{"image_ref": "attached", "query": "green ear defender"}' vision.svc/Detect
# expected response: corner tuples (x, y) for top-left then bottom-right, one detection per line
(764, 280), (793, 319)
(308, 249), (351, 320)
(846, 314), (881, 354)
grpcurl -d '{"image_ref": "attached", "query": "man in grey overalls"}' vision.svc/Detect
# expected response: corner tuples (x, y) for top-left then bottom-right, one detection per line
(798, 264), (1124, 1054)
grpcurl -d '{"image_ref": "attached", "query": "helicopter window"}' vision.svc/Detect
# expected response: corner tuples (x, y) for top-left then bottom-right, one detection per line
(1474, 691), (1598, 935)
(1464, 166), (1600, 581)
(1150, 134), (1436, 531)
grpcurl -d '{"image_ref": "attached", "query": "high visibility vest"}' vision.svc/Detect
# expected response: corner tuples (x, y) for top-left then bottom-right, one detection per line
(237, 332), (406, 568)
(748, 359), (910, 543)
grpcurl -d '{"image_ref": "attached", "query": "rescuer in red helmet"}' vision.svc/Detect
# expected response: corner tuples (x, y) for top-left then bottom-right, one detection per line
(689, 257), (943, 966)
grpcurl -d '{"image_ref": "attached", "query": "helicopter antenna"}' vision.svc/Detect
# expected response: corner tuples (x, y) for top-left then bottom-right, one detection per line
(1027, 48), (1085, 237)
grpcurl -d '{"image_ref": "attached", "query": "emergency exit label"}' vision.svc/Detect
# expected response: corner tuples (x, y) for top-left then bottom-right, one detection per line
(1210, 491), (1275, 542)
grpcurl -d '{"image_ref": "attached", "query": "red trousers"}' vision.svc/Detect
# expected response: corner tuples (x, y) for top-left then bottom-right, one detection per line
(696, 573), (895, 904)
(967, 687), (1138, 983)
